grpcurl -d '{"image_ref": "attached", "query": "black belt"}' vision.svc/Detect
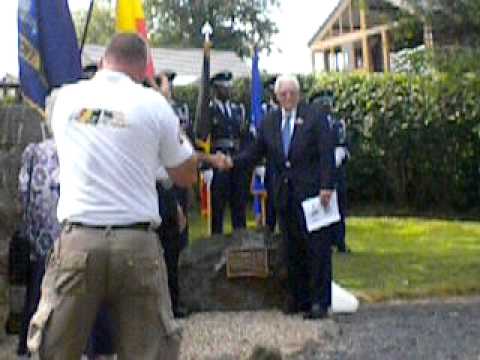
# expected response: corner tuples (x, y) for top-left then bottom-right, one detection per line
(66, 222), (153, 231)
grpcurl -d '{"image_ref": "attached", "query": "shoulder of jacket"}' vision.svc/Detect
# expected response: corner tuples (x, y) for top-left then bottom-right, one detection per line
(263, 108), (279, 124)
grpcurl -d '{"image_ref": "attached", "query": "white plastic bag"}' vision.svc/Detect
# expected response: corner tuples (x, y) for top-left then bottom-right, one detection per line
(331, 281), (359, 313)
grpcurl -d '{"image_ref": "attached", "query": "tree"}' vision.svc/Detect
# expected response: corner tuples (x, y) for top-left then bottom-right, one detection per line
(73, 0), (279, 57)
(144, 0), (279, 56)
(73, 0), (115, 47)
(397, 0), (480, 73)
(403, 0), (480, 46)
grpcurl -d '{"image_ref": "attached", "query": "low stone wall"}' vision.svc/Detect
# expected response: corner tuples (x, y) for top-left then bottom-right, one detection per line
(0, 105), (43, 272)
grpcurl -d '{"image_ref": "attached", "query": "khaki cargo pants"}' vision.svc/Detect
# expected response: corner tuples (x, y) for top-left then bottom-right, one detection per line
(27, 224), (181, 359)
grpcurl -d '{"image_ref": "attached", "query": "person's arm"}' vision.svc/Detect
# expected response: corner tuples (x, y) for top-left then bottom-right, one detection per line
(157, 101), (198, 187)
(196, 151), (229, 168)
(227, 115), (269, 170)
(166, 150), (230, 187)
(166, 155), (198, 187)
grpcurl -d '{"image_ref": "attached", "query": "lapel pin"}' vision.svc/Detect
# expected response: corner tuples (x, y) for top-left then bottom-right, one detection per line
(294, 117), (304, 125)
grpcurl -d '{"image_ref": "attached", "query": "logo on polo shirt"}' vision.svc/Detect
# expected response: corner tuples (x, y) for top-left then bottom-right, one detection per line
(70, 108), (127, 128)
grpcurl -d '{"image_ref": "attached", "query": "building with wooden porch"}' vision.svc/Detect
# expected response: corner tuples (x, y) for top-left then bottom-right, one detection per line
(309, 0), (428, 73)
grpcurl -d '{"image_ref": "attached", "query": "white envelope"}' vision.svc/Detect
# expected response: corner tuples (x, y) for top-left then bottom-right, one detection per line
(301, 191), (341, 232)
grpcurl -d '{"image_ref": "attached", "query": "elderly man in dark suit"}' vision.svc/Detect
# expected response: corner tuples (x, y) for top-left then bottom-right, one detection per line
(219, 74), (335, 319)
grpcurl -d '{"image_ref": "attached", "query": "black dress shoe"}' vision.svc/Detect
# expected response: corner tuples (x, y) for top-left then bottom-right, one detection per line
(298, 302), (312, 313)
(303, 304), (328, 320)
(173, 306), (189, 319)
(282, 298), (299, 314)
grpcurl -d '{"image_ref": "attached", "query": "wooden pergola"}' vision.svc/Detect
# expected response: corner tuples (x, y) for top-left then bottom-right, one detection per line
(309, 0), (429, 73)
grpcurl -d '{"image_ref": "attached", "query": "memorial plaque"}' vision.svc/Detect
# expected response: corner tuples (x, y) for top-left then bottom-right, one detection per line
(226, 247), (269, 278)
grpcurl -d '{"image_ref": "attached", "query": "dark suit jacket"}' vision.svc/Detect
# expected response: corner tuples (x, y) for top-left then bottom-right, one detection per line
(235, 102), (334, 210)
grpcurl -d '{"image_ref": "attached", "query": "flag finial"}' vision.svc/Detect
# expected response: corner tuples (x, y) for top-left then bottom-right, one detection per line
(201, 21), (213, 42)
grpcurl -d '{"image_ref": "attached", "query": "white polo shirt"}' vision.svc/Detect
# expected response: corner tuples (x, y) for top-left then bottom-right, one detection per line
(51, 69), (193, 225)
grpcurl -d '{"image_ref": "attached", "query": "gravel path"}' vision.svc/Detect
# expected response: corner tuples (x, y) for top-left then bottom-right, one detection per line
(1, 297), (479, 359)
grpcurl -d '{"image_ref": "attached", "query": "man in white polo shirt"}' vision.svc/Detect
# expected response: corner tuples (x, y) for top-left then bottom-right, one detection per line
(27, 34), (202, 359)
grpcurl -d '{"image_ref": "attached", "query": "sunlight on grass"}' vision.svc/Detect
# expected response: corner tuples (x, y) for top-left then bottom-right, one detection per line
(334, 217), (480, 301)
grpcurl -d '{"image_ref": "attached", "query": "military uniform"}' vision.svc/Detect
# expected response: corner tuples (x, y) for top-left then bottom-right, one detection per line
(262, 78), (279, 233)
(330, 116), (349, 251)
(208, 72), (252, 234)
(170, 99), (191, 251)
(155, 71), (191, 318)
(310, 90), (350, 253)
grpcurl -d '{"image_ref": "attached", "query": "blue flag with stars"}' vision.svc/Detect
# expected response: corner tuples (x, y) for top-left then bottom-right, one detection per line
(18, 0), (82, 112)
(250, 48), (266, 221)
(251, 48), (264, 130)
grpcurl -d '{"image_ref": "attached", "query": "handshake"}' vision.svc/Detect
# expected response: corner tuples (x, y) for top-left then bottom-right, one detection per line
(201, 151), (234, 171)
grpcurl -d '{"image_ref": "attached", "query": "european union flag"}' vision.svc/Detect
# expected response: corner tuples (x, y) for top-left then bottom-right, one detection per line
(18, 0), (82, 112)
(250, 49), (266, 220)
(251, 48), (264, 130)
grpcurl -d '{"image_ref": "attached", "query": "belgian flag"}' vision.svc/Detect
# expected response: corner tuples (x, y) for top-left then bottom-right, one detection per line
(116, 0), (155, 80)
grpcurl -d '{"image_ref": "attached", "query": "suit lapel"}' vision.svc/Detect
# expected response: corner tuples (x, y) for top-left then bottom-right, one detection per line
(273, 110), (283, 159)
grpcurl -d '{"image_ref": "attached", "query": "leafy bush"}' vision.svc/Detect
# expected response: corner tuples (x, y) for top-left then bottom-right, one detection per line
(309, 72), (480, 211)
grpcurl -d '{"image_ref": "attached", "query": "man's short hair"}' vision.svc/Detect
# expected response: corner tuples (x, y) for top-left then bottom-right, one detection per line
(104, 33), (148, 69)
(274, 74), (300, 95)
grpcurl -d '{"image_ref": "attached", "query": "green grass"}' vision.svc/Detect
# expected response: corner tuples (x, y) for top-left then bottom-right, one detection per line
(335, 217), (480, 302)
(188, 212), (480, 302)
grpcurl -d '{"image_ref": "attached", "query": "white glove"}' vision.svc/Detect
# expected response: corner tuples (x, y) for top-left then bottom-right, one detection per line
(201, 169), (214, 188)
(335, 147), (346, 168)
(249, 124), (257, 137)
(255, 166), (266, 183)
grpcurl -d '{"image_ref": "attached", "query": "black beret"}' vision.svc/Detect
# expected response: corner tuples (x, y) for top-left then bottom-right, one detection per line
(309, 89), (335, 105)
(210, 71), (233, 87)
(263, 75), (278, 91)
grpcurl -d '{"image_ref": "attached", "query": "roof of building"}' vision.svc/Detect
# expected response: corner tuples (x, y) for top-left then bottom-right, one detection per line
(0, 73), (18, 85)
(308, 0), (414, 47)
(82, 45), (249, 85)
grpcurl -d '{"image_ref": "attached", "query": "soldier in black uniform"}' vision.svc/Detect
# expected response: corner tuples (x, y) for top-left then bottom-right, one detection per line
(155, 71), (191, 318)
(310, 90), (350, 253)
(208, 71), (251, 234)
(262, 76), (279, 234)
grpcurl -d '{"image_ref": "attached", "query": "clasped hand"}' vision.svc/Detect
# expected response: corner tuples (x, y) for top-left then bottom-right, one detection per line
(319, 190), (333, 208)
(209, 151), (233, 170)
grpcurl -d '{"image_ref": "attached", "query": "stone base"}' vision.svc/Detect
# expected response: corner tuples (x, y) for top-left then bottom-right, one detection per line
(179, 230), (286, 312)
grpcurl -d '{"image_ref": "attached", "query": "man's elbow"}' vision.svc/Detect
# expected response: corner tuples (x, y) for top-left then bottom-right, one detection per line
(166, 157), (198, 187)
(175, 171), (197, 187)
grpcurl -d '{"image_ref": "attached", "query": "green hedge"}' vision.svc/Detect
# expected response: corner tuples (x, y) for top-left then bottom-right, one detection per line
(309, 73), (480, 212)
(176, 73), (480, 212)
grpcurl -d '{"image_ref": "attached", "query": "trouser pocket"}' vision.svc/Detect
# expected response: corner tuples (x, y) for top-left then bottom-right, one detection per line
(123, 255), (162, 295)
(55, 251), (88, 295)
